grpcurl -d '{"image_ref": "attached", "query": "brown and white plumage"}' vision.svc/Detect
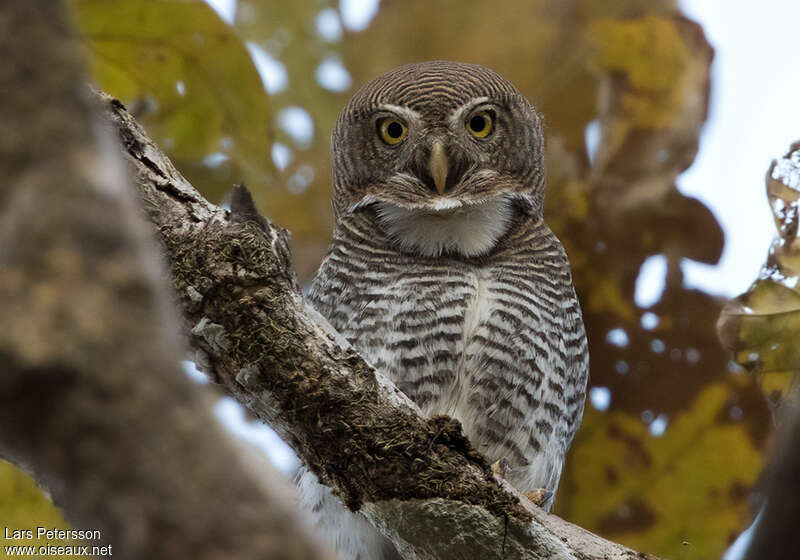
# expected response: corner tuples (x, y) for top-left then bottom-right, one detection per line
(300, 61), (589, 559)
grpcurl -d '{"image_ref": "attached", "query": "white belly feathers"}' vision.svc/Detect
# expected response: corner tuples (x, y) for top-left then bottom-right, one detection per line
(438, 267), (490, 430)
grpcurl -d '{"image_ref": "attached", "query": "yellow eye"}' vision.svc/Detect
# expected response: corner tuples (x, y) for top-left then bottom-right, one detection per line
(378, 118), (408, 145)
(466, 111), (493, 138)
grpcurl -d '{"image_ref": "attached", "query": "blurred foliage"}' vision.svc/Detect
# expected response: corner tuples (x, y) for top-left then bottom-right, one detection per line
(0, 460), (86, 558)
(232, 0), (344, 277)
(1, 0), (767, 558)
(565, 381), (761, 557)
(70, 0), (275, 183)
(719, 141), (800, 413)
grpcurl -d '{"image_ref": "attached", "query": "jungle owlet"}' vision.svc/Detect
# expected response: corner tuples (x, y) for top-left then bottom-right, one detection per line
(299, 60), (589, 559)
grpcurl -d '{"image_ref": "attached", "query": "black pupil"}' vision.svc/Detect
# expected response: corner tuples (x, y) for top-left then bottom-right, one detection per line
(470, 115), (486, 133)
(386, 121), (403, 138)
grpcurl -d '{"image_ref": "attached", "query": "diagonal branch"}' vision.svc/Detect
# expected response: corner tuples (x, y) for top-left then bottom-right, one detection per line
(105, 94), (659, 560)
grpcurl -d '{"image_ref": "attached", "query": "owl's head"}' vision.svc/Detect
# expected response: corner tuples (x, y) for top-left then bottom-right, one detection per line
(331, 61), (546, 257)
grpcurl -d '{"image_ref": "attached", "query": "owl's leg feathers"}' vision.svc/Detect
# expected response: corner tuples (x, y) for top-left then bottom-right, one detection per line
(491, 459), (552, 508)
(490, 458), (511, 478)
(296, 468), (401, 560)
(524, 488), (554, 508)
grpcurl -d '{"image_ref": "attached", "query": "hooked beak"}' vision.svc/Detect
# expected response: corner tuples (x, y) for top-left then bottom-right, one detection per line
(429, 140), (449, 195)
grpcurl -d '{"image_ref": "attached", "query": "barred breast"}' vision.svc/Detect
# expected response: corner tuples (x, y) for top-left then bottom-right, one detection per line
(308, 209), (588, 504)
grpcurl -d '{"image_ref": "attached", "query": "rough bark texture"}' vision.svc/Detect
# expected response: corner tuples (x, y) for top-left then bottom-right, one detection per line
(0, 3), (328, 559)
(102, 63), (659, 560)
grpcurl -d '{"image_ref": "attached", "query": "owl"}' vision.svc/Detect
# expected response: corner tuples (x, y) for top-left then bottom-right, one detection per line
(299, 61), (589, 559)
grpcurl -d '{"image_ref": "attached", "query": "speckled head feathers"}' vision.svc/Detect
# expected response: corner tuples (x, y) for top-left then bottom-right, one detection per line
(341, 61), (522, 116)
(331, 61), (546, 221)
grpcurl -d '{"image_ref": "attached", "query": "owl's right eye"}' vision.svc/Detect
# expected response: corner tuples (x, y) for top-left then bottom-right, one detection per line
(377, 118), (408, 145)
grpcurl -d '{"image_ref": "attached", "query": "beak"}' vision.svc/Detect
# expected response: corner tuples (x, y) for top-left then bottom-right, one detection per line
(429, 140), (449, 195)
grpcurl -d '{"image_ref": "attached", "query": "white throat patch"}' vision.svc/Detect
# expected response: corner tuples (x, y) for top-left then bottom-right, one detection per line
(375, 198), (514, 257)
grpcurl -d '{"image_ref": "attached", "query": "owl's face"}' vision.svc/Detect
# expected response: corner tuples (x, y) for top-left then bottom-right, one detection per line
(331, 61), (545, 257)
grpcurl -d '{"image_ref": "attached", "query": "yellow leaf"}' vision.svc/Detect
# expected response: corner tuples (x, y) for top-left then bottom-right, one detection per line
(557, 383), (762, 558)
(0, 461), (87, 559)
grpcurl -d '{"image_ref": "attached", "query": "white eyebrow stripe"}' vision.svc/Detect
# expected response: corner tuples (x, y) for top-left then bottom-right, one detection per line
(449, 96), (491, 123)
(377, 104), (421, 121)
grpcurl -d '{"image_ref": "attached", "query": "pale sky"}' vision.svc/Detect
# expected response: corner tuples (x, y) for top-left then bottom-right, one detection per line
(678, 0), (800, 297)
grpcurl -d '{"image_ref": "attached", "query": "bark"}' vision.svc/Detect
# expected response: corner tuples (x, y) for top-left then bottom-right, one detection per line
(0, 3), (328, 559)
(101, 55), (660, 560)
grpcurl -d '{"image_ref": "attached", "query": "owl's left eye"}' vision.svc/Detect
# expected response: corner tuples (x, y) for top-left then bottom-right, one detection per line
(378, 118), (408, 145)
(466, 110), (493, 138)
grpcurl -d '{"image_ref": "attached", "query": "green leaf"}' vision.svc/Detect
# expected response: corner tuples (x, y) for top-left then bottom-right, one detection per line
(69, 0), (274, 197)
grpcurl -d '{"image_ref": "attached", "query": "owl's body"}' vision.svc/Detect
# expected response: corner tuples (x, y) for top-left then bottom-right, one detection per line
(309, 210), (586, 493)
(300, 61), (588, 559)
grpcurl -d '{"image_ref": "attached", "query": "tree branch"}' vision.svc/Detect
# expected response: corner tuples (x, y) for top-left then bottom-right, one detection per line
(0, 3), (328, 559)
(104, 90), (658, 559)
